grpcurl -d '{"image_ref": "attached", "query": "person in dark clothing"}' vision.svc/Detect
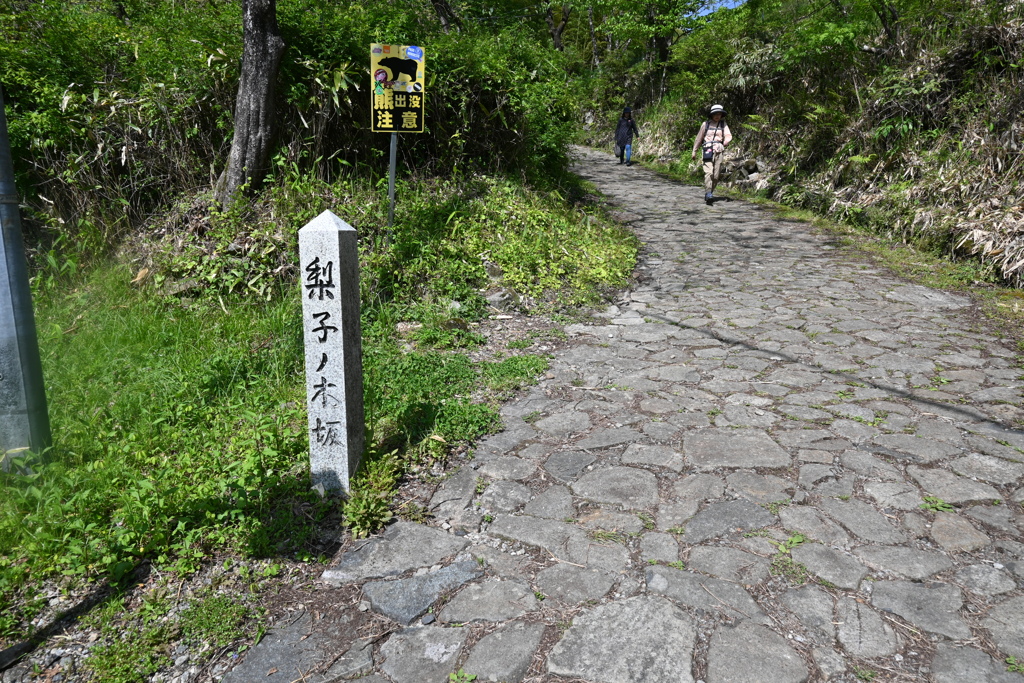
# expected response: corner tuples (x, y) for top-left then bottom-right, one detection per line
(614, 107), (640, 166)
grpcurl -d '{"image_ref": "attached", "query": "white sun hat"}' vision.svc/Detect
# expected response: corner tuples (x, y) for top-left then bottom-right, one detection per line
(710, 104), (726, 115)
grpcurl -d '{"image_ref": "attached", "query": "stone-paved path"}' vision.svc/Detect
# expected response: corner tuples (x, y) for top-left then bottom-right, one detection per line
(235, 148), (1024, 683)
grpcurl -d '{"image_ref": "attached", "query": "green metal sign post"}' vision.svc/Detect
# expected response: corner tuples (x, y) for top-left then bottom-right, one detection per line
(0, 85), (51, 467)
(370, 43), (426, 231)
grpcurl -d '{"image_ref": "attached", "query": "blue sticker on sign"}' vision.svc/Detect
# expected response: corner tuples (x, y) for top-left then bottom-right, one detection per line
(406, 46), (423, 61)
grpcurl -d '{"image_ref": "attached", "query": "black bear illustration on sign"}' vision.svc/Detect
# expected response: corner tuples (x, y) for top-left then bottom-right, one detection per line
(378, 57), (419, 84)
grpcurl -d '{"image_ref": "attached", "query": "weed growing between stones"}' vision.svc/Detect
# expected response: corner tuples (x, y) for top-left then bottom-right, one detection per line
(397, 502), (430, 524)
(920, 496), (955, 513)
(770, 556), (810, 585)
(743, 530), (771, 538)
(589, 530), (627, 545)
(850, 414), (887, 427)
(769, 534), (810, 585)
(342, 487), (394, 540)
(763, 500), (791, 515)
(637, 512), (656, 530)
(774, 534), (807, 554)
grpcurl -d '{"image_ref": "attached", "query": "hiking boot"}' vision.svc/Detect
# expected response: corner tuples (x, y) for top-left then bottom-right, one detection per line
(705, 192), (713, 205)
(626, 161), (632, 166)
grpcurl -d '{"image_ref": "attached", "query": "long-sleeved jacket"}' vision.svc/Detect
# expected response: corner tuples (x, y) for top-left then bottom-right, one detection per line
(615, 117), (640, 146)
(692, 120), (732, 156)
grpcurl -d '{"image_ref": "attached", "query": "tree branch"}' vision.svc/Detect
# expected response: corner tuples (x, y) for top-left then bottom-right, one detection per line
(429, 0), (462, 33)
(545, 2), (572, 51)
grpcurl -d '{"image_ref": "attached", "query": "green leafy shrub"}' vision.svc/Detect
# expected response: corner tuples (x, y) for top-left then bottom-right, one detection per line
(343, 488), (395, 540)
(3, 0), (580, 261)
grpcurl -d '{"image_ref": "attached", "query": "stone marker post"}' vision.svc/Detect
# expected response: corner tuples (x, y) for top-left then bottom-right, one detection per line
(299, 210), (364, 492)
(0, 85), (51, 465)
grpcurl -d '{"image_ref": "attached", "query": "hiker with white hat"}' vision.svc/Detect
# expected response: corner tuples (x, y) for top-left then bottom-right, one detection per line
(691, 104), (732, 205)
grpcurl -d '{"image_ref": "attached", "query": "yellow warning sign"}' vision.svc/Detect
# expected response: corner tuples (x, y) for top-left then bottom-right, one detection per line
(370, 44), (425, 133)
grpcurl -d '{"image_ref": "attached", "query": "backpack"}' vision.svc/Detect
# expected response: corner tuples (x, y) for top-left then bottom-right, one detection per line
(702, 120), (725, 161)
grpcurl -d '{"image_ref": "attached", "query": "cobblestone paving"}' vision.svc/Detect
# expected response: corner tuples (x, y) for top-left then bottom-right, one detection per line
(266, 148), (1024, 683)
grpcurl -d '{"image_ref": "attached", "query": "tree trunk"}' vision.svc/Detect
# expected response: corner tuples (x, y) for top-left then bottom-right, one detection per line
(545, 3), (572, 51)
(215, 0), (285, 206)
(655, 34), (670, 97)
(869, 0), (899, 44)
(430, 0), (462, 33)
(588, 6), (600, 67)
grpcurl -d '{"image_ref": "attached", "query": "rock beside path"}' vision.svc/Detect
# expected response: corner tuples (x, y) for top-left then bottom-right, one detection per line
(321, 522), (468, 584)
(871, 581), (970, 639)
(707, 620), (809, 683)
(361, 560), (482, 625)
(438, 578), (539, 623)
(547, 596), (697, 683)
(378, 627), (467, 683)
(220, 612), (329, 683)
(462, 621), (546, 683)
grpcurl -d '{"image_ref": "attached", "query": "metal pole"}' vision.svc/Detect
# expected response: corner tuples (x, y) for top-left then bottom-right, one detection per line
(387, 132), (398, 228)
(0, 84), (51, 461)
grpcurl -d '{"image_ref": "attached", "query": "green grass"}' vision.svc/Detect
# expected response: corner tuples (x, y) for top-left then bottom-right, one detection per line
(179, 593), (250, 646)
(637, 512), (655, 530)
(81, 587), (261, 683)
(0, 271), (513, 601)
(3, 270), (316, 587)
(86, 618), (174, 683)
(482, 355), (550, 393)
(0, 170), (639, 646)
